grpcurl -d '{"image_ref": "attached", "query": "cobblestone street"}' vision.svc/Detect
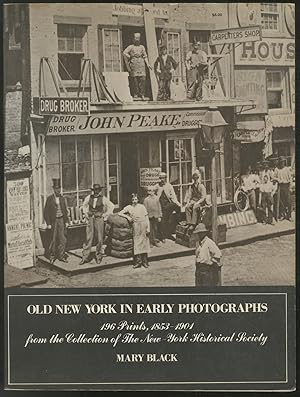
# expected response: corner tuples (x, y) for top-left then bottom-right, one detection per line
(32, 234), (295, 288)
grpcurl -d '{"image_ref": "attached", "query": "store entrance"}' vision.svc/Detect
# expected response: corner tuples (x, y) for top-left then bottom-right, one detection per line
(120, 138), (138, 207)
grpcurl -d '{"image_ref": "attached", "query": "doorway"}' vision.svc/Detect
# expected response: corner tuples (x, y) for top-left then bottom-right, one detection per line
(120, 138), (138, 207)
(121, 25), (152, 99)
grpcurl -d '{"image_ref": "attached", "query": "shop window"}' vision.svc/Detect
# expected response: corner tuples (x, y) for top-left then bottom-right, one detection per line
(57, 24), (87, 80)
(108, 141), (120, 207)
(266, 69), (286, 110)
(167, 32), (182, 79)
(103, 29), (122, 72)
(160, 137), (195, 205)
(261, 3), (280, 31)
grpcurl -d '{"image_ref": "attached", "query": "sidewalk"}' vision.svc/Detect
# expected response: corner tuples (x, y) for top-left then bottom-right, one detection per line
(37, 217), (295, 276)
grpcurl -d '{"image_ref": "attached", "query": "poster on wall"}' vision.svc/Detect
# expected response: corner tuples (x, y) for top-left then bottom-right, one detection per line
(6, 178), (31, 223)
(235, 69), (267, 114)
(3, 2), (296, 393)
(6, 221), (34, 269)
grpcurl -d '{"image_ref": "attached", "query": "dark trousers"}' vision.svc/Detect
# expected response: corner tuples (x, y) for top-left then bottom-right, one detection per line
(157, 77), (171, 100)
(248, 189), (256, 211)
(187, 68), (204, 100)
(195, 263), (221, 287)
(132, 76), (146, 97)
(160, 202), (180, 239)
(82, 216), (104, 261)
(49, 217), (67, 261)
(279, 183), (291, 219)
(261, 192), (274, 224)
(149, 217), (159, 245)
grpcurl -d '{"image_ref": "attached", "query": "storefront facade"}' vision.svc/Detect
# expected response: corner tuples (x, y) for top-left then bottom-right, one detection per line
(231, 3), (295, 173)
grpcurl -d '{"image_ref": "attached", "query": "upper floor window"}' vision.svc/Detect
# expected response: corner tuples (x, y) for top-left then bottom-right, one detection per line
(266, 69), (285, 110)
(167, 32), (182, 79)
(261, 3), (280, 31)
(57, 24), (87, 80)
(103, 28), (122, 72)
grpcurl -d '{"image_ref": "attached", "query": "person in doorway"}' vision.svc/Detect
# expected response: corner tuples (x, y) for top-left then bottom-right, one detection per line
(259, 174), (277, 225)
(260, 160), (272, 182)
(143, 186), (162, 247)
(154, 45), (178, 101)
(44, 178), (69, 265)
(184, 171), (207, 230)
(154, 172), (181, 242)
(192, 223), (222, 287)
(273, 157), (292, 221)
(185, 41), (208, 101)
(80, 184), (114, 265)
(123, 32), (152, 100)
(119, 193), (151, 269)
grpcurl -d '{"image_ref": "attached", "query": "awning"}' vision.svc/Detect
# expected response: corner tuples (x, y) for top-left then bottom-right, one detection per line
(268, 113), (295, 129)
(233, 128), (265, 143)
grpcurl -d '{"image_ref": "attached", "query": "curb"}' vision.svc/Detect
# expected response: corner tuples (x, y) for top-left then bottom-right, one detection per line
(37, 227), (295, 276)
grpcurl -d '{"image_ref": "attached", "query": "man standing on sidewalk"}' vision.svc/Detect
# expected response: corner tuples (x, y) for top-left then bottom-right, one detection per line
(274, 157), (292, 221)
(44, 178), (69, 265)
(80, 184), (114, 265)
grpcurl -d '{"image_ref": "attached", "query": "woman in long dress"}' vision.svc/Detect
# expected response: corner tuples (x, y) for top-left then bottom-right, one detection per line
(119, 193), (151, 269)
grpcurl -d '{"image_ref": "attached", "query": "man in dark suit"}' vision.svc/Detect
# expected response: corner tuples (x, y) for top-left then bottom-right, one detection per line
(44, 178), (69, 264)
(154, 45), (178, 101)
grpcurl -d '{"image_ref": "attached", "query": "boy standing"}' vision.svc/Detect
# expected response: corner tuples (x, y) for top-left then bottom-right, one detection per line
(143, 187), (162, 247)
(259, 175), (277, 225)
(192, 223), (222, 287)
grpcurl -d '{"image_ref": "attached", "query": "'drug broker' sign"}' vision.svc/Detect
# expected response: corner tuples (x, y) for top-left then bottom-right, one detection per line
(34, 97), (90, 115)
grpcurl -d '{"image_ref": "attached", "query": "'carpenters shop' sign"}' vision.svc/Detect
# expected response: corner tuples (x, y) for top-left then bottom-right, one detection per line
(46, 110), (206, 135)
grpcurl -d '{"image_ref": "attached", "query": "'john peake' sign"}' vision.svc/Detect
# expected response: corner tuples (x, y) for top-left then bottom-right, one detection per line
(46, 110), (206, 135)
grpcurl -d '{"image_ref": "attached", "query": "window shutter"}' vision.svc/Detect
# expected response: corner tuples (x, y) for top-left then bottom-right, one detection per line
(98, 28), (104, 72)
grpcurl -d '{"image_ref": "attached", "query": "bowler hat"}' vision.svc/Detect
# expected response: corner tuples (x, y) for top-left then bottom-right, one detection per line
(193, 223), (208, 234)
(52, 178), (61, 188)
(91, 183), (102, 191)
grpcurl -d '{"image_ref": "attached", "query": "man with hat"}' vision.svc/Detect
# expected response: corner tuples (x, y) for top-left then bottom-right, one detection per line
(80, 184), (114, 265)
(184, 170), (207, 230)
(123, 32), (152, 100)
(192, 223), (222, 287)
(273, 157), (292, 220)
(154, 172), (181, 241)
(154, 44), (178, 101)
(44, 178), (69, 265)
(185, 41), (208, 100)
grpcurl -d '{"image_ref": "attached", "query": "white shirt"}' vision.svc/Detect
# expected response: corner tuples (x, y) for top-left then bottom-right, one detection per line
(82, 194), (114, 219)
(195, 236), (222, 265)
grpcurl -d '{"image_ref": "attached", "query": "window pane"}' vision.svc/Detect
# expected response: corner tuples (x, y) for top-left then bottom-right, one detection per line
(181, 162), (192, 185)
(58, 53), (83, 80)
(62, 163), (76, 191)
(182, 139), (192, 160)
(77, 137), (91, 162)
(169, 163), (180, 185)
(58, 38), (66, 51)
(267, 91), (282, 109)
(66, 37), (74, 52)
(110, 185), (118, 205)
(78, 162), (92, 190)
(109, 164), (118, 178)
(61, 138), (75, 163)
(75, 38), (83, 52)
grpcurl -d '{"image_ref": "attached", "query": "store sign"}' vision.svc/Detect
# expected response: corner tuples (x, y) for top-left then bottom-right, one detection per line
(112, 3), (169, 19)
(235, 69), (267, 114)
(218, 210), (257, 229)
(210, 25), (261, 45)
(34, 97), (90, 115)
(47, 110), (207, 135)
(6, 221), (34, 269)
(235, 39), (295, 66)
(236, 3), (261, 27)
(7, 178), (31, 223)
(140, 168), (161, 188)
(233, 129), (265, 143)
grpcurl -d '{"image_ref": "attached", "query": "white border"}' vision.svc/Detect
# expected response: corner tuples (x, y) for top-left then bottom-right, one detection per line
(7, 292), (289, 386)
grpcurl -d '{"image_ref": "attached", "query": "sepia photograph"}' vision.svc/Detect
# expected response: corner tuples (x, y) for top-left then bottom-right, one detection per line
(4, 2), (295, 289)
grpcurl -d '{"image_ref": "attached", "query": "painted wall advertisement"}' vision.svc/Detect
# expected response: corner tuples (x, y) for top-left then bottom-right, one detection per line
(6, 177), (34, 269)
(47, 110), (207, 135)
(235, 38), (295, 66)
(140, 168), (161, 187)
(235, 69), (267, 114)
